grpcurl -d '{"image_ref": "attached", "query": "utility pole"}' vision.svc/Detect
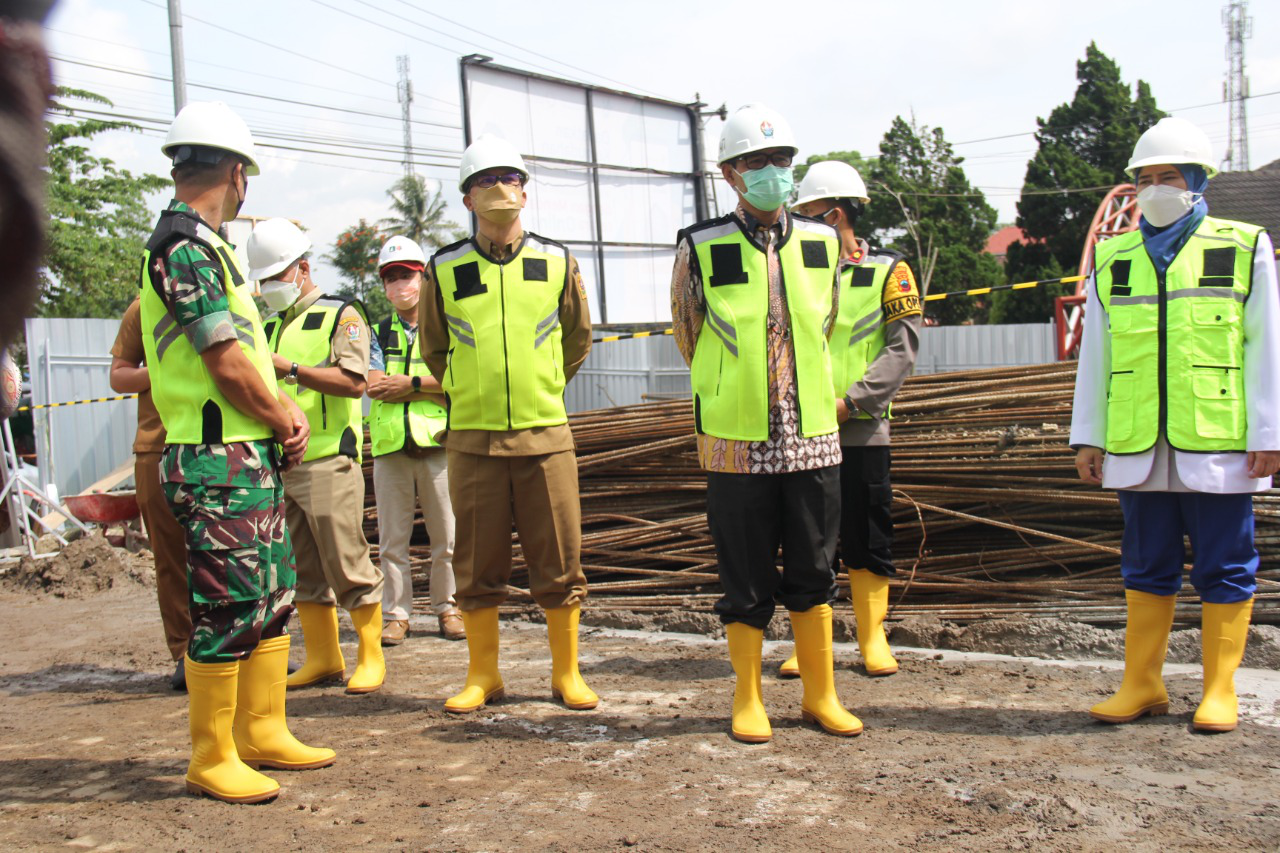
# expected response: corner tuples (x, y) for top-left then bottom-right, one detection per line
(1222, 1), (1252, 172)
(396, 55), (415, 177)
(167, 0), (187, 114)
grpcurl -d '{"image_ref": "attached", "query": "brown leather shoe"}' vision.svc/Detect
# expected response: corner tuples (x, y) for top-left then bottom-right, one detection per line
(439, 609), (466, 641)
(380, 619), (410, 646)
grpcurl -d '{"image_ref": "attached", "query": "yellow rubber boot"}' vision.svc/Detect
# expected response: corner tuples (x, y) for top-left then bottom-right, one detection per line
(791, 605), (863, 737)
(444, 607), (505, 713)
(777, 650), (800, 679)
(184, 656), (279, 804)
(546, 605), (599, 710)
(345, 602), (386, 694)
(726, 623), (771, 743)
(233, 635), (337, 770)
(1193, 598), (1254, 733)
(849, 569), (899, 676)
(1090, 589), (1176, 724)
(286, 602), (345, 689)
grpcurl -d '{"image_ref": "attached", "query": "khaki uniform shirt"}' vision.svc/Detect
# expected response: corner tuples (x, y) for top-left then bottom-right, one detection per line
(274, 288), (371, 381)
(419, 231), (592, 456)
(110, 297), (166, 454)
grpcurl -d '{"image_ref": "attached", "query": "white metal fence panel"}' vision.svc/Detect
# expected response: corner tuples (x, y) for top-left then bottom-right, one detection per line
(566, 323), (1058, 413)
(25, 317), (136, 498)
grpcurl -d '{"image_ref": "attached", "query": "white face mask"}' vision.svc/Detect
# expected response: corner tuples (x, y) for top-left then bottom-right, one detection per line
(259, 268), (302, 312)
(1137, 184), (1199, 228)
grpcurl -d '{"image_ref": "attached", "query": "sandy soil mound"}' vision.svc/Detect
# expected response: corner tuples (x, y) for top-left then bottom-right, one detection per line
(0, 533), (155, 598)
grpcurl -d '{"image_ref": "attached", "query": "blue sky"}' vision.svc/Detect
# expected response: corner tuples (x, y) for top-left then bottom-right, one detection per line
(46, 0), (1280, 289)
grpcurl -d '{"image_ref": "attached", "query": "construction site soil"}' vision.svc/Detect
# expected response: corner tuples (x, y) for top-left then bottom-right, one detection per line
(1, 560), (1278, 850)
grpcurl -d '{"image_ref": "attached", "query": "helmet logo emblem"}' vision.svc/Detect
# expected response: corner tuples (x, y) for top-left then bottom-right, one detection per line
(760, 121), (774, 138)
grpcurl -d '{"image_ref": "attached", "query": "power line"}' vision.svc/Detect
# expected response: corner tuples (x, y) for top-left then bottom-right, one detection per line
(47, 25), (409, 109)
(51, 55), (462, 131)
(952, 89), (1280, 147)
(385, 0), (665, 97)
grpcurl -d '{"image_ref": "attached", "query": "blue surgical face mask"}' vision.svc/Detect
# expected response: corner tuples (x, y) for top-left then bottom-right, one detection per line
(733, 164), (794, 211)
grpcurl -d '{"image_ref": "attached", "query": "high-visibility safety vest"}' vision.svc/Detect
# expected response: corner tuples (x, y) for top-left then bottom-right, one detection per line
(139, 208), (278, 445)
(1095, 215), (1264, 455)
(830, 250), (904, 419)
(429, 233), (570, 431)
(680, 214), (839, 441)
(264, 295), (367, 463)
(368, 313), (448, 457)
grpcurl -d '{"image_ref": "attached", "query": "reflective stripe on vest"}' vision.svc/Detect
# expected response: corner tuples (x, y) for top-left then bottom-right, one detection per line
(431, 234), (570, 431)
(684, 214), (839, 441)
(831, 254), (898, 419)
(1095, 215), (1263, 454)
(139, 211), (278, 444)
(368, 313), (448, 457)
(267, 295), (366, 463)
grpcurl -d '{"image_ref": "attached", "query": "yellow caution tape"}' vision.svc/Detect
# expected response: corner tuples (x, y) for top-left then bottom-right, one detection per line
(17, 393), (138, 412)
(591, 272), (1087, 343)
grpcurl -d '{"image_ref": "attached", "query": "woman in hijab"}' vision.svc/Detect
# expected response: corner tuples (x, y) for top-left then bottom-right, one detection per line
(1069, 116), (1280, 733)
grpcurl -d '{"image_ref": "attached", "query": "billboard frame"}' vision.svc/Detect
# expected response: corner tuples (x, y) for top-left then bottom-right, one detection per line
(458, 54), (711, 324)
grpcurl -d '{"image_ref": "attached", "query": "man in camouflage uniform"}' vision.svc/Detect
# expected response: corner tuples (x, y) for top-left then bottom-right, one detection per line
(142, 102), (333, 804)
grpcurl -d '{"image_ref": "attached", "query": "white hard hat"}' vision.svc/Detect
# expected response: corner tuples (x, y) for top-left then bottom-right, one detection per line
(717, 103), (798, 165)
(794, 160), (870, 206)
(458, 134), (529, 192)
(1126, 116), (1218, 179)
(163, 100), (260, 176)
(378, 235), (427, 271)
(246, 218), (311, 281)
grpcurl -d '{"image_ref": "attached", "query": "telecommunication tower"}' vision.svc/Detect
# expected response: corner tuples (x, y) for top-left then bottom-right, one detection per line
(1222, 1), (1252, 172)
(397, 55), (415, 176)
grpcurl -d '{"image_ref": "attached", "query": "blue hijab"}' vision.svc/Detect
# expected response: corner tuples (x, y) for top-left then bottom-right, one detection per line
(1139, 164), (1209, 276)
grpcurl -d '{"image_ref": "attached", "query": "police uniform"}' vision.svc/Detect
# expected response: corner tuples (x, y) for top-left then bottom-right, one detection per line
(368, 312), (456, 627)
(1071, 215), (1280, 731)
(265, 290), (381, 613)
(829, 243), (922, 676)
(111, 297), (190, 665)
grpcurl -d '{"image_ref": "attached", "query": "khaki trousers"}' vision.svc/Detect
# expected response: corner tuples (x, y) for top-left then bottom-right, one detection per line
(135, 452), (191, 661)
(373, 449), (457, 619)
(282, 453), (383, 611)
(447, 448), (586, 611)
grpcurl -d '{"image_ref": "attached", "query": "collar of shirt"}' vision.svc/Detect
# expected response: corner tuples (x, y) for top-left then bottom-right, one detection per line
(837, 238), (871, 270)
(734, 203), (786, 243)
(281, 287), (324, 324)
(165, 198), (219, 237)
(475, 230), (524, 260)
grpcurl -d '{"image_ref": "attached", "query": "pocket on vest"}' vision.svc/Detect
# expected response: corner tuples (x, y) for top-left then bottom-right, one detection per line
(1191, 368), (1244, 441)
(1106, 371), (1136, 443)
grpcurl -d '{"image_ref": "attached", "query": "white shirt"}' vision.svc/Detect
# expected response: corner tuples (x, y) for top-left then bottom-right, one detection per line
(1069, 231), (1280, 494)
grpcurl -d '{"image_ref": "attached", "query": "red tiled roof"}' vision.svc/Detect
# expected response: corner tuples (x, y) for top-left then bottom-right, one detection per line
(984, 226), (1030, 256)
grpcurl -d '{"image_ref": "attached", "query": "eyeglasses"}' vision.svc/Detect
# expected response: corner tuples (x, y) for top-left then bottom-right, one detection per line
(471, 172), (525, 190)
(737, 152), (793, 171)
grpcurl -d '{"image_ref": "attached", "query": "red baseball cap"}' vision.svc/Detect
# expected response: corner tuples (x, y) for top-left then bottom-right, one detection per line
(380, 260), (425, 280)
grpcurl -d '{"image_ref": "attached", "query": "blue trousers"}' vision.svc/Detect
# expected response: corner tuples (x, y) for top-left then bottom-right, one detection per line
(1117, 491), (1257, 604)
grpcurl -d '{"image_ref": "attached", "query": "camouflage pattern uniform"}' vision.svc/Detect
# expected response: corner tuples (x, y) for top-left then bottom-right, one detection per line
(152, 200), (295, 664)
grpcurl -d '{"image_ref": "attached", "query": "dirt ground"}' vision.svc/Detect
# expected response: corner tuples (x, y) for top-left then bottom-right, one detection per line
(1, 573), (1279, 851)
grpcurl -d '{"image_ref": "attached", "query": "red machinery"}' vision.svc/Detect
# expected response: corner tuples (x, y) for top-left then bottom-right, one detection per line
(1055, 184), (1140, 360)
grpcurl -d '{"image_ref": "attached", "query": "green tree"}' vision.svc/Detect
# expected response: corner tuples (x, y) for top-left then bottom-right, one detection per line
(42, 88), (170, 317)
(996, 42), (1164, 323)
(870, 116), (1001, 325)
(380, 174), (460, 251)
(325, 220), (391, 322)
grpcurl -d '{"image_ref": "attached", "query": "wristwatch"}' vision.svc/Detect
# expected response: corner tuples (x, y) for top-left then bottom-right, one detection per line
(411, 375), (422, 391)
(843, 394), (858, 415)
(285, 362), (299, 385)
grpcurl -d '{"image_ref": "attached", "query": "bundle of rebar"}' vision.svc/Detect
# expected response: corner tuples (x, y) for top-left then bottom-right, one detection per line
(362, 362), (1278, 626)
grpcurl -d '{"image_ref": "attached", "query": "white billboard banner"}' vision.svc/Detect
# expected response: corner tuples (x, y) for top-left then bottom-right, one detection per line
(460, 58), (709, 324)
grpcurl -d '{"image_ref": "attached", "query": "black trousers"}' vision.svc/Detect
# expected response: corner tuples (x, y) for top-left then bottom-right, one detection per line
(707, 466), (840, 629)
(838, 445), (895, 577)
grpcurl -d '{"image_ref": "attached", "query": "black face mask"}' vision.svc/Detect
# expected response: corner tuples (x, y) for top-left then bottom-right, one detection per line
(231, 166), (247, 218)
